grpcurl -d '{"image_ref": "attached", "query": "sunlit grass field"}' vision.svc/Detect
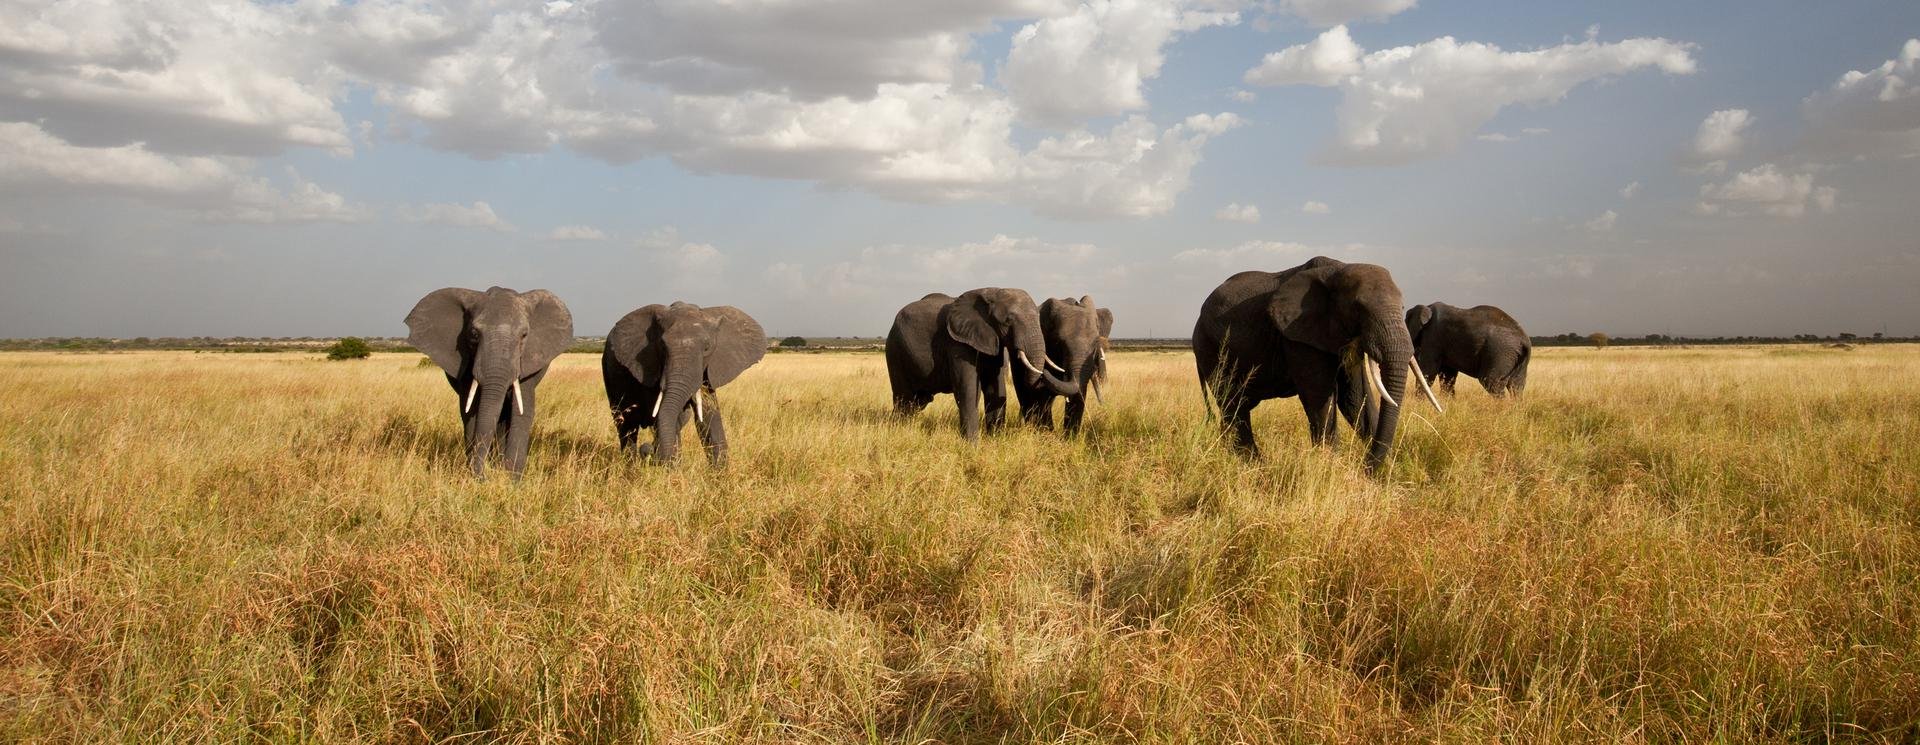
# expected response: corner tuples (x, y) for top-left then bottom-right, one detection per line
(3, 346), (1917, 742)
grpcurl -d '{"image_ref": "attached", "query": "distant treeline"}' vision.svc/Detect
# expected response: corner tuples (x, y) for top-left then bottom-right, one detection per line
(2, 333), (1909, 353)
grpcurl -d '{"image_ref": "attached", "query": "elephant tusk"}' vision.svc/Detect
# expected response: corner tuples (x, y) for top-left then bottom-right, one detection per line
(1003, 347), (1013, 375)
(1017, 350), (1047, 376)
(650, 390), (663, 418)
(1409, 358), (1444, 413)
(1367, 357), (1400, 409)
(1046, 357), (1066, 373)
(463, 379), (480, 413)
(693, 389), (705, 424)
(1089, 375), (1104, 404)
(511, 379), (525, 416)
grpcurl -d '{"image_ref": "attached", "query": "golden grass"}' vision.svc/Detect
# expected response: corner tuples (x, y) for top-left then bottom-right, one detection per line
(2, 346), (1917, 742)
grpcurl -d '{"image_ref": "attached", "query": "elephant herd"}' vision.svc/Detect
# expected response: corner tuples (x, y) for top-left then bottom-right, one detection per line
(405, 256), (1528, 479)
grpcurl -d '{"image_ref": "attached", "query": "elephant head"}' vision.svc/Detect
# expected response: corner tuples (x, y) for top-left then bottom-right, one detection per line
(1269, 261), (1430, 470)
(605, 302), (766, 463)
(406, 286), (573, 475)
(1405, 303), (1437, 348)
(941, 288), (1078, 395)
(1039, 295), (1113, 401)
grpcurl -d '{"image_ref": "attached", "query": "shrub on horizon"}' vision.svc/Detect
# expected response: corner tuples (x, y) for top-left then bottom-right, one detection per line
(326, 337), (372, 361)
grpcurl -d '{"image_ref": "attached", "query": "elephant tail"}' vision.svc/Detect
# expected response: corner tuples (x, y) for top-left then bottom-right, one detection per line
(1505, 345), (1531, 393)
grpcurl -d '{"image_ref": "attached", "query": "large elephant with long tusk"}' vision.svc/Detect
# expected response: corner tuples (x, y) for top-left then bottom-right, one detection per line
(1015, 295), (1112, 434)
(406, 286), (575, 480)
(1191, 257), (1441, 473)
(602, 302), (767, 465)
(886, 288), (1081, 441)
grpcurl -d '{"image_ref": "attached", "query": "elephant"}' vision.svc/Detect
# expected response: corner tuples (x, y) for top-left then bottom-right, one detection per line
(1405, 302), (1531, 397)
(1015, 296), (1112, 434)
(602, 302), (767, 465)
(405, 286), (574, 479)
(885, 288), (1080, 440)
(1191, 256), (1441, 472)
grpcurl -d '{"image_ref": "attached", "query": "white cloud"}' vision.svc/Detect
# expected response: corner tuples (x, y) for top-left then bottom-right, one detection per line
(1244, 26), (1696, 164)
(1619, 181), (1642, 199)
(1229, 88), (1257, 102)
(1214, 202), (1261, 223)
(1691, 108), (1752, 161)
(0, 122), (366, 223)
(0, 0), (1245, 220)
(1260, 0), (1418, 27)
(1002, 0), (1237, 128)
(1801, 38), (1920, 158)
(1173, 239), (1364, 267)
(1478, 127), (1549, 143)
(1696, 163), (1838, 218)
(1584, 209), (1617, 232)
(0, 0), (349, 156)
(548, 225), (607, 241)
(1302, 200), (1331, 214)
(799, 234), (1101, 301)
(398, 201), (513, 231)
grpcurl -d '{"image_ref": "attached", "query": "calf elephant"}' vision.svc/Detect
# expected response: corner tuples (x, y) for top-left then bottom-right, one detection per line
(406, 286), (574, 479)
(1016, 296), (1112, 434)
(1405, 303), (1530, 397)
(886, 288), (1080, 440)
(1192, 257), (1440, 472)
(602, 302), (767, 465)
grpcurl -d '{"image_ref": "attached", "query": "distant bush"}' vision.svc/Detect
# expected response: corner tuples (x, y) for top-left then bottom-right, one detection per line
(1588, 332), (1609, 349)
(779, 336), (808, 348)
(326, 337), (372, 360)
(417, 356), (436, 368)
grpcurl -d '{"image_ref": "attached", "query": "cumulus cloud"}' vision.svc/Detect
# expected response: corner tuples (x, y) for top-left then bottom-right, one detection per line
(1258, 0), (1418, 27)
(1244, 26), (1696, 164)
(1690, 108), (1752, 162)
(0, 122), (366, 223)
(1619, 181), (1642, 199)
(1584, 209), (1618, 232)
(1229, 88), (1258, 102)
(1801, 38), (1920, 158)
(1695, 164), (1837, 218)
(548, 225), (607, 241)
(1302, 200), (1331, 214)
(1214, 202), (1261, 223)
(398, 201), (513, 231)
(1002, 0), (1236, 127)
(1173, 239), (1364, 267)
(0, 0), (349, 156)
(0, 0), (1243, 220)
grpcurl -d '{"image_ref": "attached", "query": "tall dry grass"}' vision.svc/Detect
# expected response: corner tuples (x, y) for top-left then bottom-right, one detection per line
(1, 346), (1916, 742)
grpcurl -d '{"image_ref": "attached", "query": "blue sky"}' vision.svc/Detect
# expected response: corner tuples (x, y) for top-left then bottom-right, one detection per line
(3, 0), (1917, 339)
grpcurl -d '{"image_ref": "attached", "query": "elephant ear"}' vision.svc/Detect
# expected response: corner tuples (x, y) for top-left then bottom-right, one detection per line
(518, 289), (574, 374)
(608, 305), (668, 386)
(1096, 309), (1114, 338)
(405, 287), (484, 378)
(1268, 266), (1345, 353)
(1406, 304), (1435, 344)
(701, 305), (767, 387)
(942, 292), (1000, 355)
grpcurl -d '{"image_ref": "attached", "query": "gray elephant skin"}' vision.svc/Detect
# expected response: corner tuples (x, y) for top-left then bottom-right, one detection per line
(1015, 296), (1112, 434)
(886, 288), (1080, 440)
(406, 286), (574, 479)
(1405, 302), (1530, 397)
(602, 302), (767, 465)
(1192, 256), (1437, 471)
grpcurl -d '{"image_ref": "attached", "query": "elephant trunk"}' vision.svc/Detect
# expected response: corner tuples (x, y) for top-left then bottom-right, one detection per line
(650, 357), (702, 463)
(1361, 319), (1413, 472)
(467, 380), (509, 475)
(1013, 324), (1079, 396)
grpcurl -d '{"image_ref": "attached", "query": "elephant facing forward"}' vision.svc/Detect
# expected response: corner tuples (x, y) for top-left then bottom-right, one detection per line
(1016, 296), (1112, 434)
(1405, 302), (1531, 397)
(602, 302), (766, 465)
(1192, 257), (1441, 472)
(886, 288), (1080, 440)
(406, 286), (574, 480)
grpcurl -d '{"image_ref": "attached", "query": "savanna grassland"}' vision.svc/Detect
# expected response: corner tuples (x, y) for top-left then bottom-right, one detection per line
(2, 346), (1918, 743)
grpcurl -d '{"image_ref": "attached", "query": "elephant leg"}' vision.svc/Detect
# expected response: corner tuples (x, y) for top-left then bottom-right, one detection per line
(694, 390), (728, 467)
(503, 384), (537, 477)
(1301, 388), (1338, 446)
(982, 363), (1008, 435)
(953, 359), (982, 442)
(1439, 370), (1458, 396)
(1021, 394), (1055, 429)
(894, 392), (932, 416)
(1226, 399), (1259, 457)
(1062, 395), (1084, 434)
